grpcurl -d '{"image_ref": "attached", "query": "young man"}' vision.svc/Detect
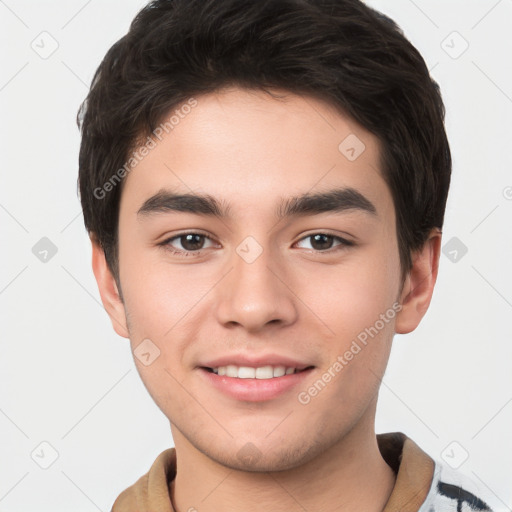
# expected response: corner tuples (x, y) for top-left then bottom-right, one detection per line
(77, 1), (494, 510)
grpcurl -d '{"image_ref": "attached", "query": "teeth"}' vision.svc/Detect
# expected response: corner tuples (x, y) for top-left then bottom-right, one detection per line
(211, 365), (300, 379)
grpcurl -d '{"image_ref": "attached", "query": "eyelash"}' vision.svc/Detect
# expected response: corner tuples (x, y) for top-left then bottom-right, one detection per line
(158, 231), (355, 257)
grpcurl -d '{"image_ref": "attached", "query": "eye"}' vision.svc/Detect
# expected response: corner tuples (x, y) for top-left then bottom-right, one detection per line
(160, 232), (217, 256)
(295, 233), (354, 252)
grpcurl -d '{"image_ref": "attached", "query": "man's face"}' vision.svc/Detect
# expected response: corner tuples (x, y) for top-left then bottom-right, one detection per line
(114, 87), (404, 470)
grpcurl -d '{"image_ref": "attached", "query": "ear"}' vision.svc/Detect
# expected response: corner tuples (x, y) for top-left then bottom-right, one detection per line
(395, 228), (442, 334)
(90, 235), (130, 339)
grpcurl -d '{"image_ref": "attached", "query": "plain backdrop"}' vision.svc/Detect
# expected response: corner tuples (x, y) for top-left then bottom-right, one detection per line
(1, 0), (511, 510)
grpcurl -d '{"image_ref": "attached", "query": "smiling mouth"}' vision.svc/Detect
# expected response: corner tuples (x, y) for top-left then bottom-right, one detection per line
(201, 365), (315, 379)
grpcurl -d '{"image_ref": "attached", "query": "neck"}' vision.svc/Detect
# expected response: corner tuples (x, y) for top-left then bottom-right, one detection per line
(169, 418), (396, 512)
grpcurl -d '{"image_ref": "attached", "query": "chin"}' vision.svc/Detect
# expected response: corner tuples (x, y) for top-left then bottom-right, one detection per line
(204, 437), (322, 473)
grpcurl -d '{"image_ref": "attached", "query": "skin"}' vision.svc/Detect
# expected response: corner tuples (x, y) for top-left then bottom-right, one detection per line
(91, 87), (441, 512)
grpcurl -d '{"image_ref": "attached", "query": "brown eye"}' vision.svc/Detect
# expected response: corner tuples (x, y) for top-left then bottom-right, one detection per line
(161, 232), (217, 256)
(296, 233), (354, 252)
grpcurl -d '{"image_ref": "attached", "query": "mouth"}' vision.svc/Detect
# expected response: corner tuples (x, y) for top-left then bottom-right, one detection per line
(201, 365), (314, 379)
(198, 365), (316, 402)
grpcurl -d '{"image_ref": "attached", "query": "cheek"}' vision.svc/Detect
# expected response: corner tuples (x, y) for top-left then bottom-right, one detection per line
(296, 249), (400, 342)
(119, 240), (198, 335)
(119, 252), (214, 393)
(121, 264), (199, 413)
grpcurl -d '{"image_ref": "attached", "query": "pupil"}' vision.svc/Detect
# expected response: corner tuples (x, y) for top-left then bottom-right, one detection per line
(182, 234), (203, 251)
(311, 234), (333, 251)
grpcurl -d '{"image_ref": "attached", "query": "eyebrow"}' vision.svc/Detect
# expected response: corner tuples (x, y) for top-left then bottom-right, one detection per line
(137, 187), (378, 220)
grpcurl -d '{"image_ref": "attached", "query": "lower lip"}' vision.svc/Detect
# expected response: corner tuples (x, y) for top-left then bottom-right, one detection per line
(198, 367), (314, 402)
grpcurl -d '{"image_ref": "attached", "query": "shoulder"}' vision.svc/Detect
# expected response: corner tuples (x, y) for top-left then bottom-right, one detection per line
(111, 448), (177, 512)
(111, 472), (149, 512)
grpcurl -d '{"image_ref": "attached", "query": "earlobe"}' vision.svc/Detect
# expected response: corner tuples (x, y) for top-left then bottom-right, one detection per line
(394, 228), (442, 335)
(90, 236), (130, 339)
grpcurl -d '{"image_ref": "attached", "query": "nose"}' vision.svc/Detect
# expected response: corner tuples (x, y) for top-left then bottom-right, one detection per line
(214, 242), (298, 333)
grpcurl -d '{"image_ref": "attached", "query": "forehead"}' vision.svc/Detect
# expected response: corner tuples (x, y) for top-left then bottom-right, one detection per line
(119, 87), (394, 223)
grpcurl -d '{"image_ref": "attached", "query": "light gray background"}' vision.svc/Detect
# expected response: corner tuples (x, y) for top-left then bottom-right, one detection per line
(1, 0), (511, 510)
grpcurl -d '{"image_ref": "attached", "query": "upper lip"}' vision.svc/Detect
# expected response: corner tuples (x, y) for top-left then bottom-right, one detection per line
(199, 354), (314, 371)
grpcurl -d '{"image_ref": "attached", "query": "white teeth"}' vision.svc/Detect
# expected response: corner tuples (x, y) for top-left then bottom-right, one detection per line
(226, 365), (238, 378)
(211, 365), (299, 379)
(238, 366), (256, 378)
